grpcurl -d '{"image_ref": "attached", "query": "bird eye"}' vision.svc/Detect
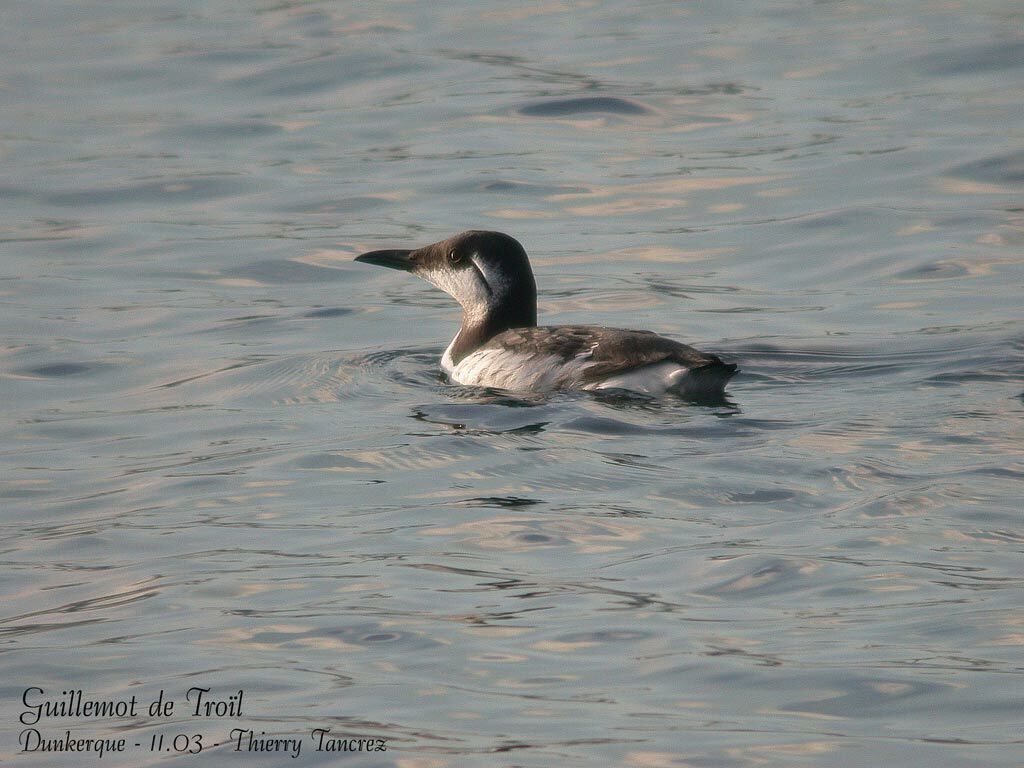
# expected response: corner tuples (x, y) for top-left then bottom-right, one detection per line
(448, 249), (461, 264)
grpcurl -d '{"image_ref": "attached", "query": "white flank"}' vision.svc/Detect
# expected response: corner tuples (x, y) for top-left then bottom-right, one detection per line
(585, 362), (687, 395)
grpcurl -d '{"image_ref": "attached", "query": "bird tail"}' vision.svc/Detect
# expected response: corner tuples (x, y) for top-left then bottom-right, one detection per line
(673, 361), (738, 399)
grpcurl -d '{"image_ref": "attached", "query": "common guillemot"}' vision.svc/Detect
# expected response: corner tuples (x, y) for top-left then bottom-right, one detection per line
(355, 230), (737, 397)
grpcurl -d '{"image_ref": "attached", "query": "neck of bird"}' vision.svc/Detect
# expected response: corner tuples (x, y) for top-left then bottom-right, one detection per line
(448, 295), (537, 365)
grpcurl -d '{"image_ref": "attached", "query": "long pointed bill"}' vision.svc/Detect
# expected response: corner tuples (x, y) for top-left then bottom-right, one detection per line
(354, 249), (415, 272)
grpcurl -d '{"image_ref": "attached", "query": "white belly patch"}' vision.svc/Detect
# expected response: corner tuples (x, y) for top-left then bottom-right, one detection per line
(445, 344), (697, 396)
(448, 347), (576, 391)
(584, 361), (687, 395)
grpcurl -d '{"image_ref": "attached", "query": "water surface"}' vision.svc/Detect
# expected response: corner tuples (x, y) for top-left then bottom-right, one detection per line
(2, 1), (1022, 766)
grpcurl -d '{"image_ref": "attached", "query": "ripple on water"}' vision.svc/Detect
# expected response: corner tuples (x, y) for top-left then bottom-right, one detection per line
(303, 307), (353, 318)
(220, 259), (350, 284)
(152, 120), (283, 142)
(697, 556), (831, 600)
(213, 623), (442, 653)
(537, 629), (654, 652)
(421, 514), (648, 554)
(152, 348), (439, 405)
(945, 150), (1024, 186)
(47, 175), (254, 207)
(442, 178), (589, 197)
(296, 435), (489, 473)
(227, 52), (420, 98)
(412, 400), (558, 435)
(518, 96), (652, 117)
(782, 676), (951, 719)
(15, 361), (105, 378)
(277, 196), (393, 214)
(895, 261), (971, 281)
(453, 496), (545, 508)
(915, 40), (1024, 76)
(734, 335), (1009, 391)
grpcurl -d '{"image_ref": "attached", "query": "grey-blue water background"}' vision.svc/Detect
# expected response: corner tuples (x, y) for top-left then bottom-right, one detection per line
(2, 1), (1022, 766)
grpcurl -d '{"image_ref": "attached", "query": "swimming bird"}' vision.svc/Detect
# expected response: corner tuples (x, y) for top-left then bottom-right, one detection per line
(355, 230), (737, 397)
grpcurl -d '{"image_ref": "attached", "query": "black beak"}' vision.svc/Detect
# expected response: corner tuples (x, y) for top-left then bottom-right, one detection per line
(354, 249), (415, 272)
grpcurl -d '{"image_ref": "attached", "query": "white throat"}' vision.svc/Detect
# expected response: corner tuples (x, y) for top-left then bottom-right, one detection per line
(422, 257), (500, 325)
